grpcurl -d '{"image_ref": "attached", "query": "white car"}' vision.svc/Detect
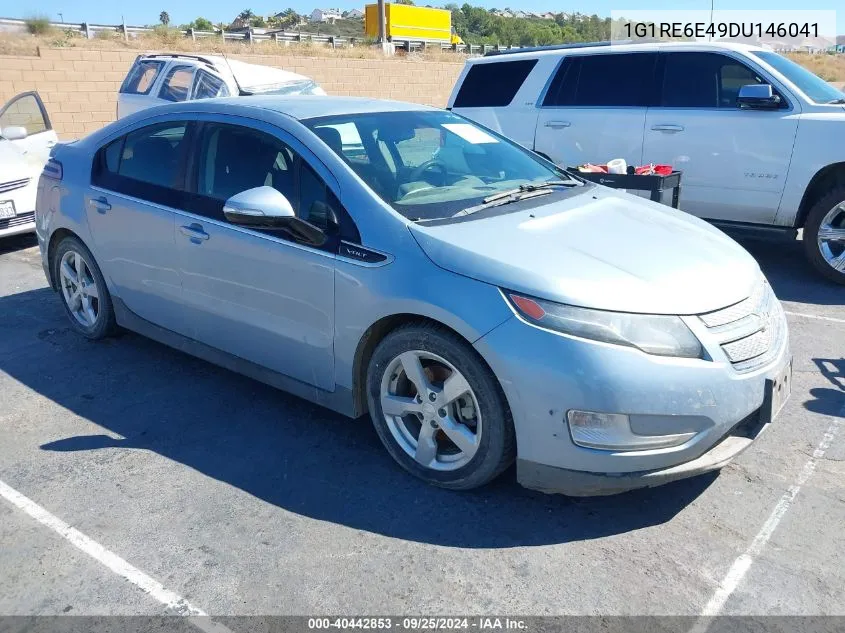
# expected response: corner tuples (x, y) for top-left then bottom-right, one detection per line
(448, 41), (845, 284)
(117, 54), (326, 119)
(0, 92), (57, 239)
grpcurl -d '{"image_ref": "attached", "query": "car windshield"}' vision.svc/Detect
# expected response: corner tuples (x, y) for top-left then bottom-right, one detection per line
(751, 51), (845, 104)
(304, 110), (572, 221)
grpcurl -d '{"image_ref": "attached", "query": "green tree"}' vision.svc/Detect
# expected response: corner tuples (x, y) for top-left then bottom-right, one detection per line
(190, 17), (213, 30)
(159, 11), (170, 25)
(395, 0), (415, 4)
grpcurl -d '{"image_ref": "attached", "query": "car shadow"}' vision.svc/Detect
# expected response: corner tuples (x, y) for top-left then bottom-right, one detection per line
(0, 232), (37, 255)
(734, 237), (845, 306)
(0, 286), (714, 549)
(804, 358), (845, 417)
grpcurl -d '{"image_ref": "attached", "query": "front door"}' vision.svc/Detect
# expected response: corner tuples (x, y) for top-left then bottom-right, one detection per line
(176, 120), (337, 390)
(642, 51), (799, 223)
(0, 92), (58, 164)
(534, 52), (657, 169)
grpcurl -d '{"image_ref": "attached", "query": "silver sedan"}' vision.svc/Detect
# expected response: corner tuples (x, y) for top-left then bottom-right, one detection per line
(35, 96), (791, 495)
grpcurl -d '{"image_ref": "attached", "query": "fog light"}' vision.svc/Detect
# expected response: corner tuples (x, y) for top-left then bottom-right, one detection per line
(567, 410), (695, 451)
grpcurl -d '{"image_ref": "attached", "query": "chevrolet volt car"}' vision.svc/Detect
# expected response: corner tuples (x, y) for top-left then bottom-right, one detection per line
(35, 96), (791, 495)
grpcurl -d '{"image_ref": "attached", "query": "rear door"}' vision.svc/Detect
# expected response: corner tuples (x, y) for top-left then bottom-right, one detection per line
(0, 92), (58, 164)
(87, 119), (190, 332)
(534, 52), (657, 169)
(642, 51), (799, 223)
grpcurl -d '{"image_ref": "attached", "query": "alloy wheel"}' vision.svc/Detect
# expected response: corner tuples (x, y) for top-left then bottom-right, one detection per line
(379, 350), (481, 471)
(59, 250), (100, 328)
(818, 202), (845, 273)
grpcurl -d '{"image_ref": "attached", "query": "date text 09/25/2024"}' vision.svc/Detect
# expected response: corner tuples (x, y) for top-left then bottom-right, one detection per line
(308, 618), (528, 630)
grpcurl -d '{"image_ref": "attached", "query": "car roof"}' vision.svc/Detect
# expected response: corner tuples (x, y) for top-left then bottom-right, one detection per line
(211, 95), (440, 120)
(468, 40), (768, 63)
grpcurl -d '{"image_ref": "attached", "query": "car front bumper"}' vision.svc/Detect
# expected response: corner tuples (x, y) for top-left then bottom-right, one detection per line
(473, 311), (791, 496)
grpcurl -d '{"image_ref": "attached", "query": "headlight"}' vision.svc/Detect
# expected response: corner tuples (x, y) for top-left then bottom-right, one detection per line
(505, 292), (703, 359)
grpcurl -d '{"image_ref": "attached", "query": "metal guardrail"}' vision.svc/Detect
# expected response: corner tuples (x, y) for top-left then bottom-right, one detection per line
(0, 17), (502, 54)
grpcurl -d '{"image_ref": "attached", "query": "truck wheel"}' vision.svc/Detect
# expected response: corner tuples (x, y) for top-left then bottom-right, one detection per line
(803, 184), (845, 285)
(366, 322), (515, 490)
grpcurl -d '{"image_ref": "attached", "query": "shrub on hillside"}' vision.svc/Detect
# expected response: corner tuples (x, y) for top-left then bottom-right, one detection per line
(25, 16), (53, 35)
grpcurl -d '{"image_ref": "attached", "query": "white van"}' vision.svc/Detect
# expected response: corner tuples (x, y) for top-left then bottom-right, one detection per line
(117, 54), (326, 119)
(448, 41), (845, 284)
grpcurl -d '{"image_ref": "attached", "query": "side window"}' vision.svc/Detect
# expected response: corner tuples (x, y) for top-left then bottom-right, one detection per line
(91, 122), (188, 208)
(452, 59), (538, 108)
(120, 60), (165, 95)
(193, 71), (229, 100)
(542, 57), (579, 107)
(566, 53), (657, 107)
(299, 163), (338, 232)
(192, 123), (340, 239)
(196, 124), (295, 204)
(158, 66), (195, 103)
(661, 52), (767, 108)
(0, 93), (50, 135)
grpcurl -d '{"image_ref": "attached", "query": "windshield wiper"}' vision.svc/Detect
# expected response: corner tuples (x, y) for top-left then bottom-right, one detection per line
(827, 98), (845, 104)
(480, 179), (579, 204)
(449, 187), (554, 219)
(413, 179), (579, 223)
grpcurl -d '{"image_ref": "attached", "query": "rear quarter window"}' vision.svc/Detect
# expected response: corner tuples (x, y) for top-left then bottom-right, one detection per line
(453, 59), (538, 108)
(120, 60), (165, 95)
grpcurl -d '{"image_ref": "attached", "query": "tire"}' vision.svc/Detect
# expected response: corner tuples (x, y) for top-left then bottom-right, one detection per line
(366, 322), (515, 490)
(52, 236), (117, 339)
(803, 183), (845, 285)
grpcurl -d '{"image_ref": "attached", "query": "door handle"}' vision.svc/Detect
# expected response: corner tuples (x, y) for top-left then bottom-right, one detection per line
(180, 223), (210, 241)
(545, 120), (571, 129)
(89, 197), (111, 213)
(651, 124), (684, 132)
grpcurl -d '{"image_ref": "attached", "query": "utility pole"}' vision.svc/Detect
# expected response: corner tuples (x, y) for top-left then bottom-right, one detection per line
(377, 0), (386, 43)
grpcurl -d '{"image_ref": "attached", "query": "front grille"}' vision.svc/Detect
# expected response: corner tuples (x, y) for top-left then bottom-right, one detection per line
(0, 178), (30, 194)
(698, 279), (787, 373)
(0, 211), (35, 230)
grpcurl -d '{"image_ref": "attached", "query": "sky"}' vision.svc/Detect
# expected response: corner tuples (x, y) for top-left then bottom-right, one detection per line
(1, 0), (842, 33)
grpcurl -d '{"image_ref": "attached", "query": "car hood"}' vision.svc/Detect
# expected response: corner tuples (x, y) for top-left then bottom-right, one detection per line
(0, 140), (38, 183)
(408, 187), (761, 315)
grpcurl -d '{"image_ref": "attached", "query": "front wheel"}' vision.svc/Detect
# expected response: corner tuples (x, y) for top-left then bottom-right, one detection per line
(803, 185), (845, 285)
(366, 323), (515, 490)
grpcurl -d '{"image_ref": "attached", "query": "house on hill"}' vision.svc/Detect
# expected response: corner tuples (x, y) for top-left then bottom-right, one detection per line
(344, 8), (364, 18)
(309, 8), (342, 23)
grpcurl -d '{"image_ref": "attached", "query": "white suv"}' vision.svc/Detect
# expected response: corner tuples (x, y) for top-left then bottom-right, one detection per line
(117, 54), (326, 119)
(449, 42), (845, 284)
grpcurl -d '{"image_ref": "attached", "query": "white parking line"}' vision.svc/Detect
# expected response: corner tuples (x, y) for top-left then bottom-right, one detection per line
(0, 479), (231, 633)
(689, 411), (843, 632)
(784, 310), (845, 324)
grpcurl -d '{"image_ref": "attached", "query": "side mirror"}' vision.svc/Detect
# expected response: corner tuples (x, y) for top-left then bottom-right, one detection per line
(222, 186), (326, 246)
(1, 126), (28, 140)
(223, 186), (295, 228)
(737, 84), (781, 110)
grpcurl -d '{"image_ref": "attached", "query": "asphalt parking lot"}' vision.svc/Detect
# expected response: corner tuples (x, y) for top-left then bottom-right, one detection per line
(0, 232), (843, 620)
